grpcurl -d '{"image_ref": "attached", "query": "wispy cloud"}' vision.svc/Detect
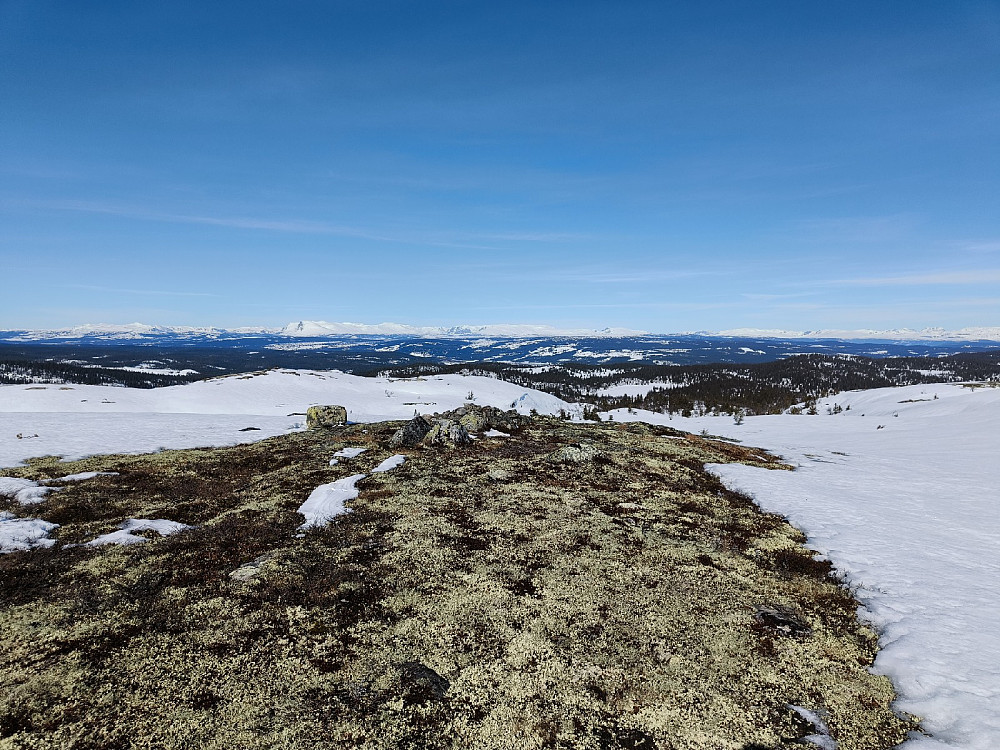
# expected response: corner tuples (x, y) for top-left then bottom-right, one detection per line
(471, 300), (737, 312)
(63, 284), (221, 298)
(935, 296), (1000, 308)
(48, 200), (406, 243)
(740, 291), (817, 302)
(31, 199), (580, 250)
(786, 214), (918, 243)
(962, 241), (1000, 254)
(558, 269), (712, 284)
(456, 230), (585, 243)
(821, 269), (1000, 287)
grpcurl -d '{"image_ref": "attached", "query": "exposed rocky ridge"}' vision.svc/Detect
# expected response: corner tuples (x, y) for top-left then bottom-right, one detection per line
(0, 411), (912, 749)
(389, 405), (529, 449)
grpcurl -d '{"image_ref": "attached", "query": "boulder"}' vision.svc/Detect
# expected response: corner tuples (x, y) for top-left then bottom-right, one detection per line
(422, 418), (470, 447)
(754, 604), (813, 638)
(546, 442), (600, 464)
(458, 410), (488, 433)
(306, 405), (348, 429)
(389, 416), (432, 448)
(486, 468), (513, 483)
(397, 662), (449, 706)
(229, 553), (272, 582)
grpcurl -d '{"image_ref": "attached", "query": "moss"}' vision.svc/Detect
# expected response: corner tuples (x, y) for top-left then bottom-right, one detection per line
(0, 417), (913, 749)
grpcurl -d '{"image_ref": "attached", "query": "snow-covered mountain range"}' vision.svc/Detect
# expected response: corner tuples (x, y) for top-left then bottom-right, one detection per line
(278, 320), (647, 338)
(4, 320), (1000, 342)
(713, 326), (1000, 342)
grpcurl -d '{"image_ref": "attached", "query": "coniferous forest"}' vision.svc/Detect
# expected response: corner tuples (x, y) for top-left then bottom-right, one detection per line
(0, 360), (199, 389)
(375, 351), (1000, 416)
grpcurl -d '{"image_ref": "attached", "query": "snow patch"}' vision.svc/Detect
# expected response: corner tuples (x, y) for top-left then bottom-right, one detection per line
(46, 471), (119, 483)
(788, 705), (837, 750)
(298, 474), (365, 529)
(332, 447), (367, 459)
(330, 446), (366, 465)
(0, 512), (59, 553)
(372, 455), (405, 472)
(0, 369), (574, 468)
(86, 518), (191, 546)
(0, 477), (57, 505)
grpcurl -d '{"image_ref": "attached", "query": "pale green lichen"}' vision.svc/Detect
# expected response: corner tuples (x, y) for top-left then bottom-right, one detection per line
(0, 416), (913, 749)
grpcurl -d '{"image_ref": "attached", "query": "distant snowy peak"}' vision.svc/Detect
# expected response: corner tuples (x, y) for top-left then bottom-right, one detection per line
(5, 323), (184, 341)
(713, 327), (1000, 342)
(280, 321), (428, 337)
(4, 323), (278, 341)
(56, 323), (174, 337)
(278, 320), (648, 338)
(443, 324), (646, 338)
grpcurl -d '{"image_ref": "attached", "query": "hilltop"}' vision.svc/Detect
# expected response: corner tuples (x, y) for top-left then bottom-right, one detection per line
(0, 408), (909, 749)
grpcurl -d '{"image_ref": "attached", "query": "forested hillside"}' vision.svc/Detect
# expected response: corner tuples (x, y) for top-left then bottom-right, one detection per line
(0, 360), (199, 389)
(375, 352), (1000, 417)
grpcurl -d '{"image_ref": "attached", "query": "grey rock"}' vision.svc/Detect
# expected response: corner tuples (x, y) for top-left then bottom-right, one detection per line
(487, 468), (513, 483)
(458, 411), (488, 433)
(306, 405), (348, 429)
(422, 418), (470, 447)
(398, 662), (449, 706)
(389, 416), (432, 448)
(547, 442), (600, 464)
(438, 404), (529, 435)
(754, 604), (813, 638)
(230, 553), (274, 582)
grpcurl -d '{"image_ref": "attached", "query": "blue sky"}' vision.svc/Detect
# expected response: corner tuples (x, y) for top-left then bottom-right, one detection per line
(2, 0), (999, 332)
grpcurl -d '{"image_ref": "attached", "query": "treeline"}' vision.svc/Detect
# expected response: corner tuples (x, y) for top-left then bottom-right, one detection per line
(0, 360), (200, 389)
(0, 342), (423, 378)
(373, 352), (1000, 416)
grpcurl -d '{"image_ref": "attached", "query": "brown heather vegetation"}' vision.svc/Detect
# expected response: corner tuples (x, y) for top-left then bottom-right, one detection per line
(0, 414), (913, 749)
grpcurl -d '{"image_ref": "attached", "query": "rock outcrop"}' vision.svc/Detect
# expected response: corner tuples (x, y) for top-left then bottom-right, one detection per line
(388, 405), (527, 449)
(421, 418), (470, 447)
(389, 415), (432, 448)
(439, 404), (529, 435)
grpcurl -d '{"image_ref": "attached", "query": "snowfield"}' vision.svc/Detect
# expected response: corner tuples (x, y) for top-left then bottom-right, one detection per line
(0, 370), (575, 467)
(610, 383), (1000, 750)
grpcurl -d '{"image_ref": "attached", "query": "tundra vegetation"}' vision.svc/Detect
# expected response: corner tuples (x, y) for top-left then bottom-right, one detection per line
(0, 410), (912, 749)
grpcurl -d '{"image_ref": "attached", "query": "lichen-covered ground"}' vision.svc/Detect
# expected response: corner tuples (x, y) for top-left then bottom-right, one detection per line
(0, 415), (912, 749)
